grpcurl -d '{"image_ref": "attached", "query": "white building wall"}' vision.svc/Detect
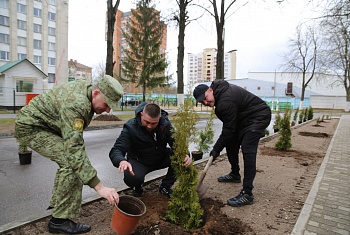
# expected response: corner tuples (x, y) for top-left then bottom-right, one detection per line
(310, 96), (347, 109)
(248, 72), (346, 97)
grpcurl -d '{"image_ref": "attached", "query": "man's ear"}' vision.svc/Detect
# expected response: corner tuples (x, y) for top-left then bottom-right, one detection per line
(92, 89), (100, 97)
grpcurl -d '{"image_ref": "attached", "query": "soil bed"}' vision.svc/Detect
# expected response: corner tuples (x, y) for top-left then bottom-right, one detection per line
(2, 118), (338, 235)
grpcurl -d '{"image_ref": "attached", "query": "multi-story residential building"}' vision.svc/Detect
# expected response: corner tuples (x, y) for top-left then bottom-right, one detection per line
(187, 48), (236, 86)
(111, 8), (167, 93)
(0, 0), (68, 89)
(68, 59), (92, 83)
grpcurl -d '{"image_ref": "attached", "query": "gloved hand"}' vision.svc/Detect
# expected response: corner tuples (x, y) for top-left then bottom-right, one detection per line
(210, 150), (219, 161)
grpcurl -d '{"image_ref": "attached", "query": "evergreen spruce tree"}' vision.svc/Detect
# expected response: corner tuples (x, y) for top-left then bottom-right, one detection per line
(165, 96), (203, 229)
(122, 0), (169, 101)
(275, 109), (292, 150)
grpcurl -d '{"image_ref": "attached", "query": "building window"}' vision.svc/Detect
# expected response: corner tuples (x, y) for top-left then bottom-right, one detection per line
(17, 3), (26, 14)
(48, 42), (55, 51)
(48, 57), (55, 65)
(18, 36), (27, 46)
(0, 15), (9, 26)
(34, 39), (42, 49)
(34, 24), (42, 33)
(0, 33), (9, 43)
(18, 53), (26, 60)
(34, 8), (42, 18)
(0, 51), (10, 60)
(48, 0), (56, 5)
(48, 12), (56, 21)
(48, 27), (56, 36)
(16, 80), (33, 92)
(34, 55), (41, 64)
(48, 73), (55, 83)
(18, 20), (26, 30)
(0, 0), (9, 9)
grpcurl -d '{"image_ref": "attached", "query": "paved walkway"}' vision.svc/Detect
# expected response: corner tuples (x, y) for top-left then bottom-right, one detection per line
(292, 114), (350, 235)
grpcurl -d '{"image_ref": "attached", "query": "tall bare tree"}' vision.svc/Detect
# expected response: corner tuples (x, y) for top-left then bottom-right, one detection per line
(321, 0), (350, 111)
(106, 0), (121, 77)
(196, 0), (242, 80)
(281, 24), (321, 109)
(173, 0), (192, 106)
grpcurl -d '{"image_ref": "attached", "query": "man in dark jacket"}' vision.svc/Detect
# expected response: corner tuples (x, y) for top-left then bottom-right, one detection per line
(193, 79), (271, 207)
(109, 102), (191, 197)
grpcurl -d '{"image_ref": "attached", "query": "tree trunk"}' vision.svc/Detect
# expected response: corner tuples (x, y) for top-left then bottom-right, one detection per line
(106, 0), (120, 77)
(176, 0), (187, 106)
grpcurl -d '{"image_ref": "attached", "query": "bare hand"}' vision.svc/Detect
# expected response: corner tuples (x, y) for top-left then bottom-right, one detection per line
(94, 182), (119, 205)
(183, 155), (192, 167)
(118, 160), (135, 176)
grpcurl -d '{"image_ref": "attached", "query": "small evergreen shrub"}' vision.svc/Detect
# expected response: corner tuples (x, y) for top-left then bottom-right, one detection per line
(165, 97), (203, 229)
(275, 108), (292, 150)
(308, 106), (314, 120)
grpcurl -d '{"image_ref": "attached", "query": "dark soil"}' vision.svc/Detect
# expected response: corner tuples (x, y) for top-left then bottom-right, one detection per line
(93, 114), (122, 121)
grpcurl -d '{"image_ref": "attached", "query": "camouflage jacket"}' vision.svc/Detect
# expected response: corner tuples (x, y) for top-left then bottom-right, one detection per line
(15, 80), (99, 188)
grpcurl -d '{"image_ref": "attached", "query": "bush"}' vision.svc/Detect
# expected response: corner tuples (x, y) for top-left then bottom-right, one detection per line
(165, 98), (203, 229)
(273, 111), (282, 132)
(308, 106), (314, 120)
(275, 109), (292, 150)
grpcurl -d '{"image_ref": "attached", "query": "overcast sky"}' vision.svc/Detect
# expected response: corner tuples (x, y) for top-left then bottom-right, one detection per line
(68, 0), (323, 81)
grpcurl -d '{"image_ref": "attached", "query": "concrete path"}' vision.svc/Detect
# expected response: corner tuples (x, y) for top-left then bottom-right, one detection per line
(292, 114), (350, 235)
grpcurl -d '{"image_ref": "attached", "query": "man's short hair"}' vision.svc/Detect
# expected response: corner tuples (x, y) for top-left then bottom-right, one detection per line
(143, 103), (161, 118)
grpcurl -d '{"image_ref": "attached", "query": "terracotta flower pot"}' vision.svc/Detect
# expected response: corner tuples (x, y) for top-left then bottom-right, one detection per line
(19, 151), (32, 165)
(111, 195), (146, 235)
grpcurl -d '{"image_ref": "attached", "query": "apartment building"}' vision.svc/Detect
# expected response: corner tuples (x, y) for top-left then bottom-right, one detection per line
(0, 0), (68, 89)
(187, 48), (237, 86)
(68, 59), (92, 83)
(111, 7), (167, 93)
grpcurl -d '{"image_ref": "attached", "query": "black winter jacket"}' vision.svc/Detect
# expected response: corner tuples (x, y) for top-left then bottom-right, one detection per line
(211, 80), (271, 153)
(109, 102), (174, 167)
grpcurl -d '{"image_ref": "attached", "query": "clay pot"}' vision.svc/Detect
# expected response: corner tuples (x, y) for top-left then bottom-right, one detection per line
(191, 150), (203, 161)
(111, 195), (146, 235)
(19, 151), (32, 165)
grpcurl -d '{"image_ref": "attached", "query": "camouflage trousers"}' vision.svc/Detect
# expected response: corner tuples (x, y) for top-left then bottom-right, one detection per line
(15, 129), (83, 219)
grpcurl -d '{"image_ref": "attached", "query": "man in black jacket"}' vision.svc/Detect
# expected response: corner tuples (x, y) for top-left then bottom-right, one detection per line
(109, 102), (191, 197)
(193, 79), (271, 207)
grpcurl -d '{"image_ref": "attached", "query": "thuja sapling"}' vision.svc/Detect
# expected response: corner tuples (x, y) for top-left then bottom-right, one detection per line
(165, 97), (203, 229)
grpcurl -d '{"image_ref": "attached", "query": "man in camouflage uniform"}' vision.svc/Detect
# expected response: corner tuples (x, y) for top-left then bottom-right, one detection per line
(15, 75), (123, 234)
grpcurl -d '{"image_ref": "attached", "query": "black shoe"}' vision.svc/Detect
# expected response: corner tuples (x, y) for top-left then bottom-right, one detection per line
(48, 219), (91, 234)
(217, 173), (241, 183)
(159, 185), (172, 198)
(227, 191), (254, 207)
(132, 185), (144, 197)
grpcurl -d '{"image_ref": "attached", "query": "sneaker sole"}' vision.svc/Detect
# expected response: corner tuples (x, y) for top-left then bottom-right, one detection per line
(227, 201), (254, 207)
(217, 179), (241, 183)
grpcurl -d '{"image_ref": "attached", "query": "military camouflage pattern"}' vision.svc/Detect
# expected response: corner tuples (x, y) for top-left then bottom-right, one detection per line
(97, 75), (123, 110)
(15, 80), (99, 218)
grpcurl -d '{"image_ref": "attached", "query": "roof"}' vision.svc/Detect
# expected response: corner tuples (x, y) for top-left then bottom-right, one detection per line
(0, 59), (47, 76)
(69, 60), (92, 69)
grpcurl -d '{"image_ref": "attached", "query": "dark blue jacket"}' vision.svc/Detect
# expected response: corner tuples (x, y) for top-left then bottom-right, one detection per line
(109, 102), (174, 167)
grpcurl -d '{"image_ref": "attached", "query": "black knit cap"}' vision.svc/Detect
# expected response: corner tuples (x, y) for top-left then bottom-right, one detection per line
(193, 84), (209, 102)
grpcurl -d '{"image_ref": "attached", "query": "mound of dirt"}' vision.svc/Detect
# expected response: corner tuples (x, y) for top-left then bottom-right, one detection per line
(93, 114), (122, 121)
